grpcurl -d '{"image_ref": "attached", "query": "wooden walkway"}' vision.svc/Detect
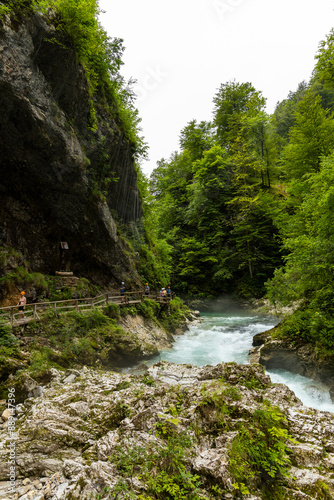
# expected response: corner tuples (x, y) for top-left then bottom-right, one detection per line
(0, 291), (173, 328)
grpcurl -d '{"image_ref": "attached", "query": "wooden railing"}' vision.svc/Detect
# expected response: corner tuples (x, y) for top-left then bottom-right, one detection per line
(0, 290), (174, 327)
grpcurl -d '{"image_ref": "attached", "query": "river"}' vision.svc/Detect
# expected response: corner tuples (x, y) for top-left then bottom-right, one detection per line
(148, 310), (334, 413)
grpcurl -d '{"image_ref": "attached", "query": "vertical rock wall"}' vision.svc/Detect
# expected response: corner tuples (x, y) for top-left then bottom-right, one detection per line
(0, 10), (143, 286)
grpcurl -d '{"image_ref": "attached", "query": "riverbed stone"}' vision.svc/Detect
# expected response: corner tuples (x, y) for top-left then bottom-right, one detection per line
(1, 409), (9, 422)
(0, 362), (334, 498)
(95, 430), (119, 461)
(63, 373), (77, 384)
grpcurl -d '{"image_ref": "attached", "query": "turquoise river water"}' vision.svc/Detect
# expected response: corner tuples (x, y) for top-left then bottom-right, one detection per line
(147, 310), (334, 413)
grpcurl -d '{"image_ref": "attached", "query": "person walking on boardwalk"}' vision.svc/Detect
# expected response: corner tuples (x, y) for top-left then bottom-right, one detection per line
(144, 283), (150, 296)
(120, 282), (126, 303)
(167, 286), (172, 299)
(17, 291), (26, 319)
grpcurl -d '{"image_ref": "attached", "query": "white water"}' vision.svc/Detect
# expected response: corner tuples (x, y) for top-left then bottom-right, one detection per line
(149, 311), (334, 413)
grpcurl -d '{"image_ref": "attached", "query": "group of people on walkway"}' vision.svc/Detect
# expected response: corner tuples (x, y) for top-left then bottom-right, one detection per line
(143, 283), (173, 299)
(119, 282), (172, 301)
(160, 286), (172, 299)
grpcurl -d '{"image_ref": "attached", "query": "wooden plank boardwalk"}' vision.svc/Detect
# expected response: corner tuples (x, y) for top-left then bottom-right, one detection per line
(0, 291), (173, 328)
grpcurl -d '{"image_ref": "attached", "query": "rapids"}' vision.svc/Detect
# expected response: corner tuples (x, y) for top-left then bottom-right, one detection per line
(148, 310), (334, 413)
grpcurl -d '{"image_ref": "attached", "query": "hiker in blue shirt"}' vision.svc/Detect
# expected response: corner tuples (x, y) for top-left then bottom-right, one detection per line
(120, 282), (126, 303)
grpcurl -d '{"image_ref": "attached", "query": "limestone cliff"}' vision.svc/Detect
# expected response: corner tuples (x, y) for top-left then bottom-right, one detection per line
(0, 8), (142, 287)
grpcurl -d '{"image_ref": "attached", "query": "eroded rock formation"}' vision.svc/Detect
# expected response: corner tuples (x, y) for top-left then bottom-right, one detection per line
(250, 330), (334, 402)
(1, 362), (334, 499)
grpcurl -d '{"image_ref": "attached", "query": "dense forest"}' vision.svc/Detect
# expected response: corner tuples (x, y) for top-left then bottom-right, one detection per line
(141, 27), (334, 353)
(148, 69), (334, 301)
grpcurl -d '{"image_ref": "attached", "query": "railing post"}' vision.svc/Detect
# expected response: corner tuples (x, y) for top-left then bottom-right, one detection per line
(10, 308), (14, 327)
(91, 298), (94, 309)
(33, 304), (40, 321)
(105, 293), (109, 305)
(76, 300), (79, 312)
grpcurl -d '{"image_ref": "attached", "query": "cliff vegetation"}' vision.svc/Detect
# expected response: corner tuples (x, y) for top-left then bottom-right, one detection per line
(0, 295), (195, 397)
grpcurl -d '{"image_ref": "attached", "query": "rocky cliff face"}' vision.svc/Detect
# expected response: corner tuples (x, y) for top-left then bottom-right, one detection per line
(1, 362), (334, 499)
(0, 10), (142, 286)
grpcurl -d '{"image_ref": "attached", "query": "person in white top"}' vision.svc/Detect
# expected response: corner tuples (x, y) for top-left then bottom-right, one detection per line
(17, 291), (26, 319)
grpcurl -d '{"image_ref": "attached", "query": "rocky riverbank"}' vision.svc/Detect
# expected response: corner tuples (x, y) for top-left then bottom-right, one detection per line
(250, 327), (334, 403)
(1, 361), (334, 499)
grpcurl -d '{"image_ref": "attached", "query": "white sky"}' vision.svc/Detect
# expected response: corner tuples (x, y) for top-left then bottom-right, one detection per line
(98, 0), (334, 176)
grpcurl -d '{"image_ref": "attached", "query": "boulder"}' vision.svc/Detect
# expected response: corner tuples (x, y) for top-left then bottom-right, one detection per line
(1, 372), (42, 404)
(255, 337), (334, 402)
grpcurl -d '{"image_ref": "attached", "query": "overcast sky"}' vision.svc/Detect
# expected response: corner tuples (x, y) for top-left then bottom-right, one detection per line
(98, 0), (334, 176)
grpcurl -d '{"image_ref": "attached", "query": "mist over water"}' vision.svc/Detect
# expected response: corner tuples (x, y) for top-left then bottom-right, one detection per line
(148, 306), (334, 413)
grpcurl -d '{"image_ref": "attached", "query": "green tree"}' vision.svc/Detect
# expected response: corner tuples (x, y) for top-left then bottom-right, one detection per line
(214, 84), (280, 292)
(273, 81), (308, 143)
(268, 153), (334, 305)
(281, 90), (334, 180)
(175, 237), (218, 296)
(213, 80), (266, 148)
(315, 28), (334, 87)
(179, 120), (214, 161)
(150, 152), (194, 238)
(186, 146), (235, 291)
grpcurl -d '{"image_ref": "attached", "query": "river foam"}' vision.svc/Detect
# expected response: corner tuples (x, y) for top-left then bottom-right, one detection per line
(149, 311), (334, 413)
